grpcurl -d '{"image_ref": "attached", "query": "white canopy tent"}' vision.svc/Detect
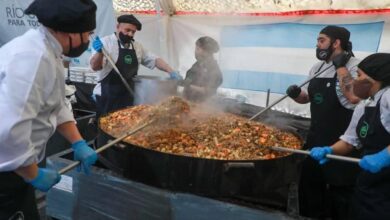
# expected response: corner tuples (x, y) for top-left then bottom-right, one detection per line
(1, 0), (390, 117)
(114, 0), (390, 13)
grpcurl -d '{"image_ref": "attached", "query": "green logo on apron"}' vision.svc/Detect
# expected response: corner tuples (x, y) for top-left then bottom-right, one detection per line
(359, 121), (369, 138)
(313, 93), (323, 104)
(124, 55), (132, 64)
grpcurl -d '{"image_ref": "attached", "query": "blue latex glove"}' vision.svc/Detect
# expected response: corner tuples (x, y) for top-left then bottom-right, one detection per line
(359, 147), (390, 173)
(310, 146), (333, 165)
(169, 71), (183, 80)
(27, 168), (61, 192)
(92, 36), (103, 52)
(72, 139), (98, 174)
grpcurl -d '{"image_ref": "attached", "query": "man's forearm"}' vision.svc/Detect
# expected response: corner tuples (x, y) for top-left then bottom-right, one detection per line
(90, 52), (104, 71)
(155, 58), (173, 73)
(337, 67), (360, 104)
(15, 163), (39, 181)
(331, 140), (354, 155)
(57, 121), (83, 144)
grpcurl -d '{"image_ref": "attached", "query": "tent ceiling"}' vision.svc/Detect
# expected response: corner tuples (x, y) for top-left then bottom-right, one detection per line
(113, 0), (156, 12)
(113, 0), (390, 14)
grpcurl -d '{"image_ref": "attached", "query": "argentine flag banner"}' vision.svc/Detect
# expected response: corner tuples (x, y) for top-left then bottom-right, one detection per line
(220, 22), (383, 94)
(171, 11), (390, 117)
(219, 22), (383, 116)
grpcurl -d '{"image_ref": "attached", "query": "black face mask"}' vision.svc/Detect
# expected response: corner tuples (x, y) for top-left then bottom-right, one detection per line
(119, 32), (134, 44)
(65, 33), (89, 58)
(316, 39), (335, 61)
(316, 46), (333, 61)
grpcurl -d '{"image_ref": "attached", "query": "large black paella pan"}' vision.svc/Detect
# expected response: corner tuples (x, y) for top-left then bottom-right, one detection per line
(97, 98), (308, 208)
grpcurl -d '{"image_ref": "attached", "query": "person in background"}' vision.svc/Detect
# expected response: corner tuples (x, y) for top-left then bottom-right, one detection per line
(286, 26), (361, 219)
(0, 0), (98, 219)
(183, 36), (223, 102)
(90, 14), (181, 117)
(310, 53), (390, 220)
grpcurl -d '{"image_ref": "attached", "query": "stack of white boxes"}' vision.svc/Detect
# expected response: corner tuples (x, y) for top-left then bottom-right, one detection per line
(68, 67), (98, 84)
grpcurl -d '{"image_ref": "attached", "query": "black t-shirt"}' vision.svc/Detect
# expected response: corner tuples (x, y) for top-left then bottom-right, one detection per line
(183, 58), (223, 102)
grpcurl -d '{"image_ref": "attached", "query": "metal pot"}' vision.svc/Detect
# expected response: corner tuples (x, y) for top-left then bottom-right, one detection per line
(133, 75), (178, 105)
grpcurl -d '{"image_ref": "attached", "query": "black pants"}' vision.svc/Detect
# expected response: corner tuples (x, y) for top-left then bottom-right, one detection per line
(299, 158), (355, 220)
(0, 172), (39, 220)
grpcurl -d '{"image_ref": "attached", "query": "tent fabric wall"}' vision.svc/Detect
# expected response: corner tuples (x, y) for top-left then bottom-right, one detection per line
(140, 12), (390, 117)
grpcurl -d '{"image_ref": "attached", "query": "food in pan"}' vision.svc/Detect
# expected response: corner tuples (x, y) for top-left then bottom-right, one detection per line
(100, 99), (302, 160)
(144, 96), (190, 123)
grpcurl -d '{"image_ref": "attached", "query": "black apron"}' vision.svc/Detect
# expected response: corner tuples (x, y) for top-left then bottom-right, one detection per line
(306, 67), (361, 185)
(354, 96), (390, 220)
(299, 64), (360, 218)
(100, 39), (138, 116)
(0, 172), (39, 220)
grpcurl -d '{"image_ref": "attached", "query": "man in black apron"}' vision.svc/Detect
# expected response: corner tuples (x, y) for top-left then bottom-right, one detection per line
(100, 37), (139, 114)
(354, 96), (390, 220)
(286, 26), (361, 219)
(90, 15), (181, 171)
(90, 14), (181, 117)
(309, 53), (390, 219)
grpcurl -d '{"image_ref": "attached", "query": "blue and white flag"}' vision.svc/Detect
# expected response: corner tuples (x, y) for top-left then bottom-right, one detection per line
(219, 22), (383, 95)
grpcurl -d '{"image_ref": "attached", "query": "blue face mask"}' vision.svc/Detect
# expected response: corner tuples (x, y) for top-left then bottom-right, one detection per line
(65, 33), (89, 58)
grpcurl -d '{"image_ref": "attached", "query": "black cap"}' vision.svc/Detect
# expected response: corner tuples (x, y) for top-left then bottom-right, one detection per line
(25, 0), (97, 33)
(117, 14), (142, 31)
(196, 36), (219, 53)
(358, 53), (390, 85)
(320, 25), (351, 51)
